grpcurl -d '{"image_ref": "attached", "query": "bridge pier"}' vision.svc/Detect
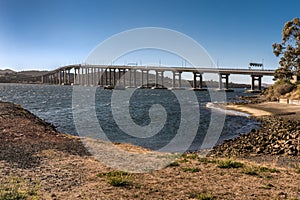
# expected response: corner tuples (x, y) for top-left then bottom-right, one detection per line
(99, 68), (104, 86)
(248, 75), (263, 93)
(171, 71), (183, 90)
(217, 73), (233, 92)
(152, 70), (166, 89)
(127, 69), (134, 88)
(192, 72), (206, 91)
(73, 68), (78, 85)
(133, 69), (137, 87)
(114, 69), (126, 90)
(139, 70), (150, 88)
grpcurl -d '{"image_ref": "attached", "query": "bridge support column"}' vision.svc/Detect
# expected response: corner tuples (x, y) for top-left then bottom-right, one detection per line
(89, 68), (92, 86)
(140, 70), (144, 88)
(62, 70), (66, 85)
(133, 69), (137, 87)
(153, 70), (166, 89)
(155, 71), (158, 87)
(73, 68), (77, 85)
(218, 73), (233, 92)
(192, 72), (206, 91)
(115, 69), (125, 89)
(171, 71), (183, 90)
(84, 68), (87, 86)
(58, 71), (61, 85)
(127, 69), (133, 88)
(249, 75), (263, 92)
(79, 68), (84, 86)
(106, 69), (109, 86)
(100, 68), (104, 86)
(68, 69), (71, 85)
(140, 70), (149, 88)
(146, 70), (149, 87)
(113, 69), (116, 87)
(96, 68), (100, 86)
(123, 69), (126, 87)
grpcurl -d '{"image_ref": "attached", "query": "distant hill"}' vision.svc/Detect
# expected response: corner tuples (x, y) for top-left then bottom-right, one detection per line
(0, 69), (17, 75)
(0, 69), (49, 83)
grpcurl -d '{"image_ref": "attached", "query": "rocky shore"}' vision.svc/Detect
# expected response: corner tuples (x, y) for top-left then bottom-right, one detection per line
(209, 116), (300, 161)
(1, 101), (300, 199)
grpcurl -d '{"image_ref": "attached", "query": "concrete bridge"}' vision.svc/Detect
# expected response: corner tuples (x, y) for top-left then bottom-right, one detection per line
(41, 64), (275, 91)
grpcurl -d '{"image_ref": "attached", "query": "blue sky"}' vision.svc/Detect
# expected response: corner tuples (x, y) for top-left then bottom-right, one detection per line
(0, 0), (299, 83)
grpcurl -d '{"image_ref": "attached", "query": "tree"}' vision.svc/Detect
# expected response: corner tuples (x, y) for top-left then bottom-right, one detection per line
(273, 18), (300, 81)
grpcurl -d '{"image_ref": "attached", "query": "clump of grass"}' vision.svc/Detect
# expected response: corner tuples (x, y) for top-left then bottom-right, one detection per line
(183, 154), (198, 160)
(0, 186), (27, 200)
(296, 168), (300, 174)
(198, 158), (218, 164)
(243, 165), (280, 177)
(97, 171), (134, 187)
(166, 161), (180, 167)
(182, 167), (200, 173)
(262, 183), (275, 190)
(180, 154), (199, 163)
(243, 167), (261, 177)
(188, 192), (216, 200)
(258, 166), (280, 173)
(179, 158), (189, 163)
(0, 177), (39, 200)
(197, 192), (216, 200)
(217, 159), (244, 169)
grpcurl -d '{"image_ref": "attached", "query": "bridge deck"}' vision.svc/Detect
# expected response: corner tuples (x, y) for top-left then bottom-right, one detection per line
(47, 64), (275, 76)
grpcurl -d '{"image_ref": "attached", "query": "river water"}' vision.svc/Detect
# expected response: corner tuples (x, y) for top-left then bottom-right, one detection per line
(0, 83), (260, 152)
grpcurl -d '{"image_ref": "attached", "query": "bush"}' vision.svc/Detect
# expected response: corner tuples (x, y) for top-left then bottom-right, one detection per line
(97, 171), (134, 187)
(0, 177), (39, 200)
(182, 167), (200, 173)
(266, 79), (295, 100)
(217, 159), (244, 169)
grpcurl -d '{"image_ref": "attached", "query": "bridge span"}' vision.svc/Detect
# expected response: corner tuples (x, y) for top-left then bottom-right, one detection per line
(41, 64), (275, 91)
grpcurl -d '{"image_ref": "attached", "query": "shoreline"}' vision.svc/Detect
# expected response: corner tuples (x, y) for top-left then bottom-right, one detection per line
(1, 101), (300, 199)
(209, 101), (300, 161)
(226, 101), (300, 118)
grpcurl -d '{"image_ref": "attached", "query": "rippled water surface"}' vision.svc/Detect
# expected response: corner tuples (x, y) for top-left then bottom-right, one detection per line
(0, 83), (260, 152)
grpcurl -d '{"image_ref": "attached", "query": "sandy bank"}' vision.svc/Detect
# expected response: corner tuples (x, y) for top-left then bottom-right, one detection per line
(227, 102), (300, 118)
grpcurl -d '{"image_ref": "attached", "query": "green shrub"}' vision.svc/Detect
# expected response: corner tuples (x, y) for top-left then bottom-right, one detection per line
(97, 171), (134, 187)
(182, 167), (200, 173)
(0, 187), (27, 200)
(0, 177), (39, 200)
(166, 161), (180, 167)
(217, 159), (244, 169)
(258, 166), (280, 173)
(198, 158), (218, 164)
(243, 167), (260, 176)
(267, 79), (295, 100)
(188, 192), (216, 200)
